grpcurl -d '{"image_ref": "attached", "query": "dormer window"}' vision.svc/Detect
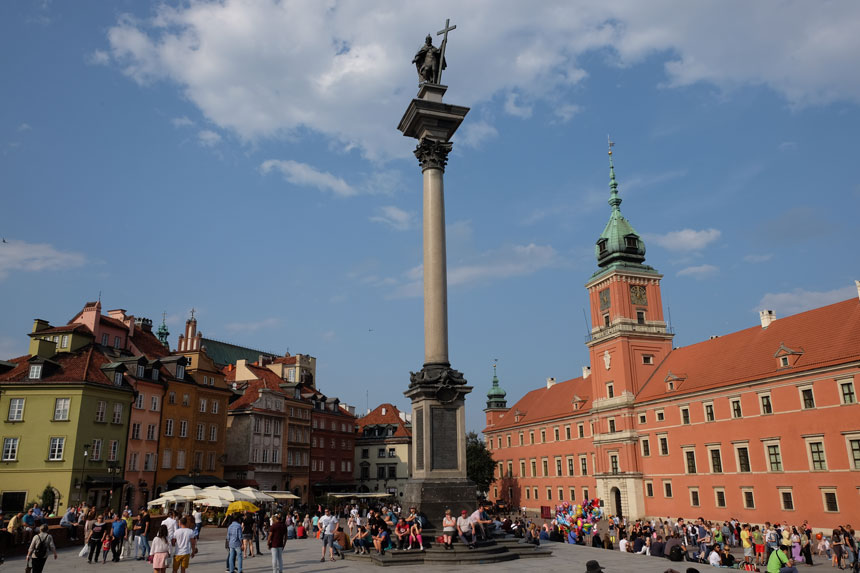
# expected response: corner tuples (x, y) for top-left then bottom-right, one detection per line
(137, 365), (145, 378)
(597, 239), (608, 254)
(625, 236), (638, 248)
(151, 368), (159, 381)
(29, 364), (42, 379)
(114, 371), (123, 386)
(176, 365), (185, 379)
(780, 356), (789, 367)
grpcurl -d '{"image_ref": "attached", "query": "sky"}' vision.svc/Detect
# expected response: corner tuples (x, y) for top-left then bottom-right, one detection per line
(2, 1), (860, 435)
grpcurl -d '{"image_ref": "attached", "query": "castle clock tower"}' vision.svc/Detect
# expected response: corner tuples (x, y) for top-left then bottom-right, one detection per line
(584, 140), (674, 519)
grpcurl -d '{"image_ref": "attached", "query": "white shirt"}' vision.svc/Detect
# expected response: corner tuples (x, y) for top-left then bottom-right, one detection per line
(319, 515), (337, 535)
(708, 550), (722, 567)
(457, 516), (472, 533)
(163, 517), (177, 541)
(619, 539), (629, 552)
(192, 511), (202, 525)
(174, 527), (194, 556)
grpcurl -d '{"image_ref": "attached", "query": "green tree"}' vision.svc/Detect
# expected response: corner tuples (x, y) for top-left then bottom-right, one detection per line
(466, 431), (496, 495)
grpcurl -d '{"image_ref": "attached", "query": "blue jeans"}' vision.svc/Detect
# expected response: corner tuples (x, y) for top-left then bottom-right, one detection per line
(135, 535), (150, 559)
(228, 547), (243, 573)
(270, 547), (283, 573)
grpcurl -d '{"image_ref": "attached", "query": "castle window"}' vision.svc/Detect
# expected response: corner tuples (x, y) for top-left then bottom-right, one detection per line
(636, 310), (645, 325)
(704, 403), (714, 422)
(625, 236), (638, 248)
(656, 409), (664, 421)
(800, 386), (816, 409)
(730, 399), (742, 418)
(603, 314), (610, 327)
(680, 407), (690, 425)
(606, 383), (614, 399)
(840, 380), (857, 404)
(780, 356), (789, 367)
(597, 239), (608, 254)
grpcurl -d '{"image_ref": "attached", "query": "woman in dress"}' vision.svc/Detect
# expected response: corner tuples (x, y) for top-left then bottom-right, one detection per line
(790, 526), (804, 563)
(150, 525), (170, 573)
(441, 510), (456, 550)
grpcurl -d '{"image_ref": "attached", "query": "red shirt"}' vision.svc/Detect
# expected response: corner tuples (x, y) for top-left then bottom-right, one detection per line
(269, 522), (287, 548)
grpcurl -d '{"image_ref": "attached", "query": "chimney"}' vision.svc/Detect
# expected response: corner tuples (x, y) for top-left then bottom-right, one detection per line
(381, 407), (387, 416)
(760, 309), (776, 328)
(32, 319), (51, 333)
(546, 377), (556, 389)
(855, 280), (860, 301)
(582, 366), (591, 378)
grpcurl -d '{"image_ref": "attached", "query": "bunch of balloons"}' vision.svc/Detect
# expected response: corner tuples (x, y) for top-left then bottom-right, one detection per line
(554, 498), (604, 542)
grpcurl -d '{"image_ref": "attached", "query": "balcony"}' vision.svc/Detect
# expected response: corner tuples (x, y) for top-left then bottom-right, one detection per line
(591, 392), (635, 413)
(585, 320), (673, 344)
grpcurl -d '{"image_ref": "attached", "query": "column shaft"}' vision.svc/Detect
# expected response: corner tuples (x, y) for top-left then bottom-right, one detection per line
(423, 166), (449, 364)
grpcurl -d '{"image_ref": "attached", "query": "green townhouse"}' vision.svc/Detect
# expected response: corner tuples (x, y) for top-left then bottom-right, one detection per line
(0, 320), (134, 514)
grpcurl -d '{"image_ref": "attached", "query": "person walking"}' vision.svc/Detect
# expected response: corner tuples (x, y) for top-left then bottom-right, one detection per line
(26, 524), (57, 573)
(172, 517), (197, 573)
(135, 508), (152, 561)
(318, 508), (338, 562)
(226, 515), (243, 573)
(192, 507), (203, 538)
(110, 513), (127, 561)
(267, 515), (286, 573)
(86, 514), (108, 564)
(150, 525), (171, 573)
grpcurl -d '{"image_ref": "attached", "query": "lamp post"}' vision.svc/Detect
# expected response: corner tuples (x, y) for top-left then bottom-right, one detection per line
(78, 444), (90, 505)
(107, 461), (122, 513)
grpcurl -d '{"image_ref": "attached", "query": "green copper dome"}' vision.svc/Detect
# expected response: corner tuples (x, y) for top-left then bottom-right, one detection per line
(591, 142), (657, 279)
(486, 364), (507, 409)
(157, 313), (170, 348)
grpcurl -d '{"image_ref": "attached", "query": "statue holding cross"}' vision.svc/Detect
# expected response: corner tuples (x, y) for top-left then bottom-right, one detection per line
(412, 18), (456, 85)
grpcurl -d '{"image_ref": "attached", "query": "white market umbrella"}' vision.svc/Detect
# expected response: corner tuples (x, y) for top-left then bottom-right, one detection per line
(263, 491), (300, 500)
(239, 488), (275, 502)
(167, 485), (203, 497)
(147, 497), (168, 507)
(207, 486), (256, 502)
(195, 497), (229, 508)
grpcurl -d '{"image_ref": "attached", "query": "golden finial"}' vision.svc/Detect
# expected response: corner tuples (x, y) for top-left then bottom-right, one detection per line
(607, 134), (615, 156)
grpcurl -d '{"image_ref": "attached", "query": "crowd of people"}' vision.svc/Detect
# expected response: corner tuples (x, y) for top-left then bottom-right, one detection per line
(532, 513), (859, 573)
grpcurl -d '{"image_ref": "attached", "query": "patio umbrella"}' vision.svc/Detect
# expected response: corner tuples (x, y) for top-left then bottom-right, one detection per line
(195, 497), (229, 508)
(239, 488), (275, 502)
(166, 485), (203, 498)
(146, 497), (168, 507)
(212, 487), (256, 502)
(226, 500), (259, 514)
(263, 491), (300, 500)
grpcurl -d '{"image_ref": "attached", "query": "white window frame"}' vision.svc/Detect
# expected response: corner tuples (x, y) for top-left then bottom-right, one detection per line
(176, 450), (186, 470)
(151, 396), (159, 411)
(91, 438), (102, 461)
(644, 481), (653, 497)
(8, 398), (25, 421)
(61, 335), (69, 348)
(640, 437), (651, 457)
(798, 384), (816, 409)
(683, 447), (697, 474)
(196, 423), (205, 441)
(2, 437), (19, 461)
(742, 487), (755, 509)
(113, 371), (123, 386)
(838, 378), (857, 405)
(108, 440), (118, 462)
(638, 413), (647, 424)
(146, 424), (156, 440)
(707, 446), (723, 473)
(663, 480), (673, 498)
(820, 487), (839, 513)
(734, 442), (752, 473)
(136, 365), (145, 378)
(658, 434), (669, 456)
(759, 392), (773, 415)
(714, 487), (726, 508)
(53, 398), (70, 421)
(844, 432), (860, 470)
(199, 398), (207, 413)
(95, 401), (106, 422)
(135, 393), (144, 409)
(763, 438), (783, 472)
(165, 418), (174, 437)
(803, 435), (828, 471)
(730, 397), (742, 419)
(162, 449), (172, 468)
(778, 487), (795, 511)
(209, 425), (217, 441)
(655, 409), (665, 422)
(211, 400), (219, 414)
(29, 364), (42, 379)
(48, 436), (65, 460)
(680, 406), (691, 425)
(112, 403), (123, 424)
(179, 419), (188, 438)
(642, 354), (654, 365)
(131, 423), (141, 440)
(689, 487), (700, 507)
(703, 401), (715, 422)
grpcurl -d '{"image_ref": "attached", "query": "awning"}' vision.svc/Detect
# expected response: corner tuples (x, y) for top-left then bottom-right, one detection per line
(326, 492), (394, 499)
(86, 475), (129, 487)
(166, 475), (228, 488)
(262, 491), (300, 500)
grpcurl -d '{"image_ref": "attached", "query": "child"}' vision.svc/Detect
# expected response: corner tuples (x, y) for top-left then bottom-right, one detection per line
(101, 532), (112, 563)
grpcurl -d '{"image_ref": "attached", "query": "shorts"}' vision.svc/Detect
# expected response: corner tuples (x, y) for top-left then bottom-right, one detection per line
(322, 534), (334, 548)
(744, 546), (754, 557)
(755, 544), (765, 554)
(242, 534), (252, 540)
(173, 554), (190, 569)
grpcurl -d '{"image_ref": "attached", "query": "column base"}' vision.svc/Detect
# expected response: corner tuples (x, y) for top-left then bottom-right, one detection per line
(402, 477), (477, 529)
(409, 362), (466, 386)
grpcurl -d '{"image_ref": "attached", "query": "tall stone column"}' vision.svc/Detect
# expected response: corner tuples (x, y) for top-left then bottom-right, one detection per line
(398, 83), (475, 524)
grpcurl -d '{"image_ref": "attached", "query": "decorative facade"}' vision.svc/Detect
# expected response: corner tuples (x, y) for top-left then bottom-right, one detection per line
(483, 148), (860, 529)
(354, 403), (412, 499)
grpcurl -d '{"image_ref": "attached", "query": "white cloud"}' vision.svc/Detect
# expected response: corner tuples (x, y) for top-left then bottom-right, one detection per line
(223, 317), (280, 333)
(102, 2), (860, 160)
(369, 206), (414, 231)
(504, 93), (533, 119)
(622, 169), (687, 194)
(0, 240), (88, 280)
(260, 159), (356, 197)
(554, 104), (582, 123)
(197, 129), (221, 147)
(458, 121), (499, 149)
(778, 141), (797, 152)
(756, 285), (857, 316)
(87, 49), (110, 66)
(172, 116), (194, 128)
(321, 330), (336, 341)
(390, 243), (559, 298)
(646, 228), (721, 252)
(743, 253), (773, 263)
(16, 123), (31, 133)
(676, 264), (718, 279)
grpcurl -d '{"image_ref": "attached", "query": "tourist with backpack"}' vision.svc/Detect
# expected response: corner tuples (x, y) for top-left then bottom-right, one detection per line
(26, 524), (57, 573)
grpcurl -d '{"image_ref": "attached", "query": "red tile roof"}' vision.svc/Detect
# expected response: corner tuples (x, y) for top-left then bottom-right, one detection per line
(29, 324), (93, 336)
(99, 315), (129, 330)
(489, 377), (592, 431)
(636, 297), (860, 402)
(271, 356), (297, 365)
(0, 345), (126, 388)
(356, 403), (411, 437)
(226, 363), (291, 411)
(130, 328), (171, 359)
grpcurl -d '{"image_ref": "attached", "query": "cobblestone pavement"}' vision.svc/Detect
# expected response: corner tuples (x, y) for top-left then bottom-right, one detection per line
(2, 531), (762, 573)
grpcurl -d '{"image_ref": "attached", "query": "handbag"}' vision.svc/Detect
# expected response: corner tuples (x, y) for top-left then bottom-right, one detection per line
(25, 559), (32, 573)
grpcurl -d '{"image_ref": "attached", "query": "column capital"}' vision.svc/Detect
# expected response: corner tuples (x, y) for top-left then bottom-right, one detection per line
(414, 138), (453, 172)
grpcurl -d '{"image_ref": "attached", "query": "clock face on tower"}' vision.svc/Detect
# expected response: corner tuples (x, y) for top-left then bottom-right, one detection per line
(630, 285), (647, 305)
(599, 289), (611, 310)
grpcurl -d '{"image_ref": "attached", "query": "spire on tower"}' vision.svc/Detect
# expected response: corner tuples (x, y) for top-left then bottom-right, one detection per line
(485, 359), (507, 410)
(156, 312), (170, 348)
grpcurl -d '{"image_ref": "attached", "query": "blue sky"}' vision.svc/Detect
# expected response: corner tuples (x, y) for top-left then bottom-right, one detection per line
(2, 1), (859, 434)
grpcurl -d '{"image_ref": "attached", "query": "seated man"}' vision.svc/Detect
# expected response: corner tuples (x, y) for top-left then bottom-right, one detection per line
(394, 519), (410, 550)
(60, 507), (78, 541)
(767, 543), (799, 573)
(651, 535), (666, 558)
(709, 543), (723, 567)
(21, 510), (36, 544)
(372, 524), (390, 555)
(457, 510), (475, 548)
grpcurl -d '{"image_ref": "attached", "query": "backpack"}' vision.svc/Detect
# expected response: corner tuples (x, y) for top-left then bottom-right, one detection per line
(669, 544), (684, 561)
(34, 534), (48, 559)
